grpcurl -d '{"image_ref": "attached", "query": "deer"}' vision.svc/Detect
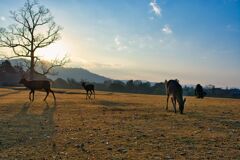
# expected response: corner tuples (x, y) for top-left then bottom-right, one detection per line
(195, 84), (206, 99)
(165, 79), (186, 114)
(19, 78), (56, 102)
(81, 82), (95, 99)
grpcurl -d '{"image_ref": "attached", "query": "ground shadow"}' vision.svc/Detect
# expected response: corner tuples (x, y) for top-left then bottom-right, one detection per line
(0, 101), (56, 150)
(0, 90), (21, 98)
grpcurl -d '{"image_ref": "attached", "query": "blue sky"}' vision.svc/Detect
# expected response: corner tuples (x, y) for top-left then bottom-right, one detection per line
(0, 0), (240, 87)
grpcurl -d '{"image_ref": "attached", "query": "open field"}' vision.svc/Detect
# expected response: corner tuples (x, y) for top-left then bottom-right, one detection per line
(0, 88), (239, 160)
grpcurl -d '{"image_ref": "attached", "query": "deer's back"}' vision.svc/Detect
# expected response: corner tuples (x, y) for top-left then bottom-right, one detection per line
(25, 80), (51, 90)
(195, 84), (203, 92)
(166, 80), (183, 96)
(86, 84), (94, 90)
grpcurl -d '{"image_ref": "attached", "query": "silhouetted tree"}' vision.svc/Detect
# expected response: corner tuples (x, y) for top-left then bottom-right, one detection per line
(67, 78), (80, 88)
(182, 85), (194, 96)
(103, 80), (112, 88)
(133, 80), (142, 87)
(0, 60), (24, 86)
(206, 84), (215, 96)
(126, 80), (134, 91)
(0, 60), (16, 73)
(53, 78), (68, 88)
(0, 0), (68, 79)
(138, 81), (152, 93)
(109, 80), (125, 91)
(152, 82), (165, 95)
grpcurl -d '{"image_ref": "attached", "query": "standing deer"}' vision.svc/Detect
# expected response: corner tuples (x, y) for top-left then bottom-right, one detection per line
(19, 78), (56, 101)
(81, 82), (95, 99)
(165, 79), (186, 114)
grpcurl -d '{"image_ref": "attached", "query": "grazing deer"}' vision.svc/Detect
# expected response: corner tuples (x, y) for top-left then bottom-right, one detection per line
(165, 79), (186, 114)
(195, 84), (206, 99)
(19, 78), (56, 101)
(81, 82), (95, 99)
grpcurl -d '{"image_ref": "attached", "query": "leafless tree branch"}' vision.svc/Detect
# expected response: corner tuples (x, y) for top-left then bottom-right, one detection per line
(0, 0), (68, 78)
(38, 55), (70, 75)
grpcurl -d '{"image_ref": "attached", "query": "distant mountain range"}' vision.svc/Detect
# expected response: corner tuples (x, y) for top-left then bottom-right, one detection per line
(48, 67), (111, 83)
(1, 59), (111, 83)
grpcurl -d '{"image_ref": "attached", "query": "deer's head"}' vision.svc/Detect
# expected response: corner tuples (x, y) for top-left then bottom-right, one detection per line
(81, 82), (86, 86)
(19, 77), (27, 84)
(179, 98), (186, 114)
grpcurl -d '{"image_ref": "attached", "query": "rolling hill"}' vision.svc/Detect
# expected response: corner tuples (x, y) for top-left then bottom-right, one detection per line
(48, 67), (111, 83)
(2, 59), (111, 83)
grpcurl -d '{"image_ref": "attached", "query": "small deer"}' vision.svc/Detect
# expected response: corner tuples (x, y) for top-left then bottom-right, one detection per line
(81, 82), (95, 99)
(195, 84), (206, 99)
(19, 78), (56, 101)
(165, 79), (186, 114)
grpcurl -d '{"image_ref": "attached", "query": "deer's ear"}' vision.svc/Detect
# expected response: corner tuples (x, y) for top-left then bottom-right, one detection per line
(183, 98), (186, 104)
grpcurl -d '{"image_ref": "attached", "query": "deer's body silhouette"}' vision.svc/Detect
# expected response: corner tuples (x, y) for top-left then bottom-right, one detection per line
(19, 78), (56, 101)
(165, 79), (186, 114)
(82, 82), (95, 99)
(195, 84), (206, 99)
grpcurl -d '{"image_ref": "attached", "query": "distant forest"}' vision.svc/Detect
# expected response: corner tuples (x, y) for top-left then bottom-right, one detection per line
(53, 78), (240, 99)
(0, 60), (240, 99)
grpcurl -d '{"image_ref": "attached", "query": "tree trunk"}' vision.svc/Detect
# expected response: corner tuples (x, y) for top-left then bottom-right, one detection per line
(30, 29), (34, 80)
(30, 51), (35, 80)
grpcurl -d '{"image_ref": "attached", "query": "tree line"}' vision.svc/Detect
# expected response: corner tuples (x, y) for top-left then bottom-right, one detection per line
(53, 78), (240, 99)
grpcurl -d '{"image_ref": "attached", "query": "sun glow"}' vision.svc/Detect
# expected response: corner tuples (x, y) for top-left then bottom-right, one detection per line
(37, 41), (69, 61)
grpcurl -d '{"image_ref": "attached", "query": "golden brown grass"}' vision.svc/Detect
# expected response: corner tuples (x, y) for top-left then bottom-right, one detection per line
(0, 88), (239, 160)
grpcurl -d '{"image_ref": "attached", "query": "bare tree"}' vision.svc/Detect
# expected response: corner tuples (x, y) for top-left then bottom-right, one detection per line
(0, 0), (68, 79)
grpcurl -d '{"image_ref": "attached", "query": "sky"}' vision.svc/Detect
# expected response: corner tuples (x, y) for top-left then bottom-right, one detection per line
(0, 0), (240, 87)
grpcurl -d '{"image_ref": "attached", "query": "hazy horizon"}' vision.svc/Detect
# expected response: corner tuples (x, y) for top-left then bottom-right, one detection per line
(1, 0), (240, 88)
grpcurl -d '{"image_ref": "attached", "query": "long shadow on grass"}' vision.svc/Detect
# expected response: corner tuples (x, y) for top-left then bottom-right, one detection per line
(0, 90), (21, 98)
(0, 101), (56, 149)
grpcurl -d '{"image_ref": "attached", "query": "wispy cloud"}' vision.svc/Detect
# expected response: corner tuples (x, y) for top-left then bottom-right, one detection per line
(0, 16), (6, 21)
(70, 57), (122, 70)
(162, 24), (173, 34)
(114, 35), (127, 51)
(114, 35), (121, 46)
(149, 0), (161, 16)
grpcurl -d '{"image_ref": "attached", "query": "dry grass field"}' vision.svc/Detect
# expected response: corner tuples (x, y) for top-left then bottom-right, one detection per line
(0, 88), (239, 160)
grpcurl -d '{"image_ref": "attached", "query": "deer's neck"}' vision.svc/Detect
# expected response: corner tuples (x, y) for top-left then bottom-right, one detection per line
(23, 81), (31, 88)
(176, 95), (184, 105)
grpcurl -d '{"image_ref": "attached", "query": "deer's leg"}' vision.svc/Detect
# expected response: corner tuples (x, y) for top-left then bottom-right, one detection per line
(32, 90), (35, 102)
(50, 89), (56, 101)
(171, 97), (177, 113)
(29, 90), (32, 101)
(44, 90), (49, 101)
(89, 90), (92, 99)
(89, 91), (91, 99)
(93, 90), (95, 99)
(166, 94), (169, 110)
(89, 90), (93, 99)
(86, 91), (88, 99)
